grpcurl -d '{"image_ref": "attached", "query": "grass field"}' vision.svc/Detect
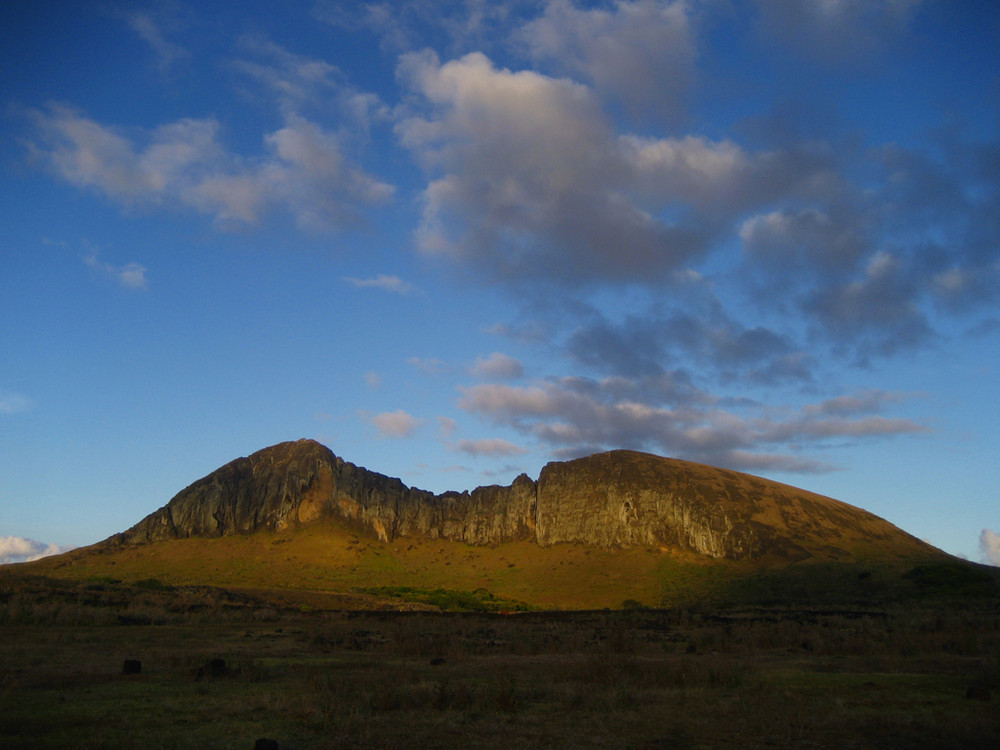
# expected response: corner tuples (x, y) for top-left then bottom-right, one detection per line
(2, 572), (998, 749)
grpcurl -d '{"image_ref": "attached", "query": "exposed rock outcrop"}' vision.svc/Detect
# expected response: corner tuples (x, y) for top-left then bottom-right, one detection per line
(110, 439), (934, 562)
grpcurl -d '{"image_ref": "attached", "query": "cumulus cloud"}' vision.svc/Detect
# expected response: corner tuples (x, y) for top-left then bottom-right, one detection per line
(470, 352), (524, 380)
(367, 409), (421, 437)
(739, 207), (866, 276)
(397, 50), (710, 286)
(520, 0), (696, 123)
(263, 114), (394, 230)
(980, 529), (1000, 566)
(84, 252), (148, 290)
(395, 46), (852, 298)
(343, 274), (414, 293)
(390, 33), (996, 367)
(0, 536), (73, 565)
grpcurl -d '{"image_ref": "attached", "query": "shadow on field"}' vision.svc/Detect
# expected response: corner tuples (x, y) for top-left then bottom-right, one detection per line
(1, 574), (998, 749)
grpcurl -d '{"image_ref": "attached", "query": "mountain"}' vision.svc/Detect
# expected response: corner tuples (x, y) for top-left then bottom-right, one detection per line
(107, 439), (933, 563)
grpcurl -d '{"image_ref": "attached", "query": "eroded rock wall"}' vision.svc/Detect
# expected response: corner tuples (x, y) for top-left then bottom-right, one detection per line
(114, 439), (932, 562)
(119, 440), (539, 548)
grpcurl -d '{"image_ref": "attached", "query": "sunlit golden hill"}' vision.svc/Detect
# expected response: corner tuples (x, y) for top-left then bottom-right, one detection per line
(26, 439), (972, 610)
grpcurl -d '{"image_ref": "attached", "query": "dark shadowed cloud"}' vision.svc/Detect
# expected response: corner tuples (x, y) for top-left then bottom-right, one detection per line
(458, 375), (926, 474)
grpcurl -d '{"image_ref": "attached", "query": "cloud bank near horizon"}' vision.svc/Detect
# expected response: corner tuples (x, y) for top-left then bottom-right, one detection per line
(0, 536), (75, 565)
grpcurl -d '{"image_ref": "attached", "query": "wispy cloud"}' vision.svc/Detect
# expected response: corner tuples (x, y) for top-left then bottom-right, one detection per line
(0, 388), (33, 415)
(84, 252), (148, 290)
(470, 352), (524, 380)
(407, 357), (449, 375)
(0, 536), (74, 564)
(24, 94), (392, 232)
(438, 416), (457, 438)
(753, 0), (923, 64)
(343, 274), (415, 294)
(125, 11), (189, 72)
(454, 438), (528, 457)
(457, 376), (926, 474)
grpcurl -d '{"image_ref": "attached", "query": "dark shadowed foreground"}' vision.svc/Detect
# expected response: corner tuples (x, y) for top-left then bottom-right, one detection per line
(1, 575), (998, 749)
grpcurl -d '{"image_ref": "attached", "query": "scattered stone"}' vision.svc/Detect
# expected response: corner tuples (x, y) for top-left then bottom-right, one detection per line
(122, 659), (142, 675)
(209, 657), (227, 677)
(196, 657), (228, 680)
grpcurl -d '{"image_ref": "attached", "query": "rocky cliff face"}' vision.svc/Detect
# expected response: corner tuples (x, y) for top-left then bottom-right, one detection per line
(112, 439), (933, 562)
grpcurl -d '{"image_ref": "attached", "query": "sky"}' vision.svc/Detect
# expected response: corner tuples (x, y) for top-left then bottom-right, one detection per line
(1, 0), (999, 566)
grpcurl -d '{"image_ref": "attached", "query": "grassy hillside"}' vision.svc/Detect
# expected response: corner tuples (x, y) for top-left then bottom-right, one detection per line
(21, 517), (979, 611)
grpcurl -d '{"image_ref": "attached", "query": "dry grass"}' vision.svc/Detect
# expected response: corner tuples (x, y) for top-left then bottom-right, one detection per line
(25, 521), (971, 612)
(2, 573), (998, 749)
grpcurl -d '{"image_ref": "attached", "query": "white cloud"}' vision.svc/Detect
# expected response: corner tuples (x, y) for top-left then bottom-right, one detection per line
(0, 388), (33, 414)
(368, 409), (421, 437)
(344, 274), (414, 293)
(980, 529), (1000, 566)
(365, 371), (382, 389)
(84, 252), (148, 290)
(397, 50), (708, 285)
(396, 49), (841, 290)
(25, 100), (392, 231)
(263, 114), (394, 230)
(0, 536), (74, 565)
(470, 352), (524, 380)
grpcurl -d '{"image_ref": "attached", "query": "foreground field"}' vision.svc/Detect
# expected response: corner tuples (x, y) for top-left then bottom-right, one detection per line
(2, 575), (998, 749)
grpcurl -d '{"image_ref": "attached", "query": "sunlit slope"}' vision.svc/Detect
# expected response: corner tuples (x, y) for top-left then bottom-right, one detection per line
(22, 440), (955, 609)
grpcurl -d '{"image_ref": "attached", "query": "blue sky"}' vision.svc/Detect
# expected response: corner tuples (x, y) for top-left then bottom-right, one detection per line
(2, 0), (999, 565)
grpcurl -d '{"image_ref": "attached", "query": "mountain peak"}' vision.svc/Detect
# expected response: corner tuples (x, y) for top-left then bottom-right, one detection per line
(108, 440), (934, 563)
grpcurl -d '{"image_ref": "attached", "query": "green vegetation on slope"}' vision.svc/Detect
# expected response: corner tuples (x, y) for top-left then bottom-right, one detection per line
(22, 517), (987, 612)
